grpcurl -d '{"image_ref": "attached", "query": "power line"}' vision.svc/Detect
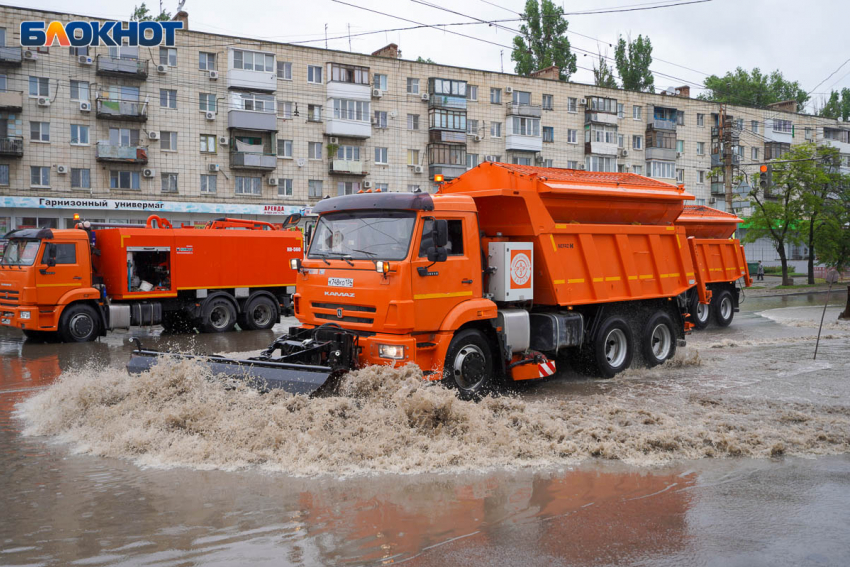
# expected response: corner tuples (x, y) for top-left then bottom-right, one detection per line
(807, 57), (850, 97)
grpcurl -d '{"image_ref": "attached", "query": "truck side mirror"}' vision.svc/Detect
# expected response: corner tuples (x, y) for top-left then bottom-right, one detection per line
(283, 213), (302, 228)
(433, 219), (449, 248)
(427, 245), (448, 263)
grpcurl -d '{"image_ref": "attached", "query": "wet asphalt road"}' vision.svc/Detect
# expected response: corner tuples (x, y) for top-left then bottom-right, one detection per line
(1, 290), (849, 566)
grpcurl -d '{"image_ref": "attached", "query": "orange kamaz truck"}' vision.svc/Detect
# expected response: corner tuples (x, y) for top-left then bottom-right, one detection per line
(130, 164), (726, 397)
(1, 215), (302, 342)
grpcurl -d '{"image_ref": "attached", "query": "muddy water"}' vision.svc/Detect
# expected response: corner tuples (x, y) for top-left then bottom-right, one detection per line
(2, 293), (850, 565)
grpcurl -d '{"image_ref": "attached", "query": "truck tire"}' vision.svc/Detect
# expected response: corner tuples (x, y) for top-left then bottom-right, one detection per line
(641, 311), (677, 367)
(200, 297), (237, 333)
(443, 329), (494, 400)
(592, 316), (634, 378)
(239, 295), (279, 331)
(690, 296), (711, 330)
(713, 289), (734, 327)
(58, 304), (100, 343)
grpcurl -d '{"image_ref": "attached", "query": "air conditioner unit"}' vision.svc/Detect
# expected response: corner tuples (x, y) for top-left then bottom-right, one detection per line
(205, 111), (216, 121)
(363, 181), (372, 189)
(156, 64), (168, 74)
(37, 97), (50, 107)
(413, 165), (424, 174)
(296, 157), (306, 167)
(218, 136), (229, 146)
(485, 155), (499, 162)
(577, 164), (586, 170)
(580, 98), (587, 106)
(371, 116), (379, 125)
(677, 151), (683, 157)
(420, 93), (429, 101)
(329, 137), (339, 145)
(505, 86), (513, 94)
(23, 50), (38, 61)
(78, 55), (93, 65)
(56, 165), (68, 175)
(208, 164), (220, 172)
(268, 177), (278, 186)
(372, 88), (383, 98)
(79, 101), (92, 112)
(473, 134), (482, 142)
(534, 152), (544, 163)
(208, 70), (219, 80)
(709, 197), (717, 204)
(620, 149), (628, 157)
(143, 168), (156, 178)
(147, 131), (160, 140)
(389, 110), (398, 118)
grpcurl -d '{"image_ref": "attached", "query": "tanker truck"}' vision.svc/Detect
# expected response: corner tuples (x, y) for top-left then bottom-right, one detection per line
(129, 163), (717, 398)
(0, 215), (303, 342)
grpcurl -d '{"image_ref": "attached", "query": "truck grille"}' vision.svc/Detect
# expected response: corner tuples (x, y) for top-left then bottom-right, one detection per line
(0, 289), (19, 306)
(315, 312), (374, 324)
(311, 302), (376, 313)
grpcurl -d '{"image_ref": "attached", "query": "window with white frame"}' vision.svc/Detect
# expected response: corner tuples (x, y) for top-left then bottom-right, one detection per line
(70, 124), (88, 145)
(735, 118), (744, 132)
(698, 170), (706, 184)
(697, 113), (704, 127)
(490, 122), (502, 138)
(308, 179), (323, 198)
(199, 93), (216, 112)
(277, 139), (292, 158)
(511, 116), (540, 136)
(70, 80), (89, 101)
(160, 89), (177, 109)
(543, 159), (554, 168)
(567, 129), (578, 144)
(632, 135), (643, 150)
(161, 131), (177, 151)
(543, 126), (554, 142)
(407, 114), (419, 130)
(375, 147), (388, 164)
(109, 128), (140, 146)
(161, 172), (178, 193)
(590, 97), (616, 113)
(337, 181), (360, 195)
(159, 47), (177, 66)
(567, 97), (577, 112)
(805, 127), (812, 140)
(633, 105), (642, 120)
(676, 140), (684, 154)
(467, 153), (479, 169)
(490, 88), (501, 104)
(110, 170), (140, 190)
(752, 146), (759, 160)
(542, 94), (553, 110)
(199, 52), (215, 70)
(676, 168), (684, 183)
(200, 174), (217, 193)
(200, 134), (216, 153)
(466, 119), (479, 135)
(308, 104), (322, 121)
(108, 45), (138, 59)
(28, 76), (49, 97)
(407, 184), (421, 192)
(30, 122), (49, 142)
(773, 119), (792, 133)
(375, 183), (389, 192)
(373, 73), (387, 91)
(751, 120), (759, 134)
(633, 165), (642, 175)
(233, 49), (274, 72)
(278, 178), (293, 197)
(512, 156), (532, 166)
(588, 124), (617, 144)
(336, 145), (361, 161)
(374, 110), (387, 129)
(277, 61), (292, 80)
(333, 99), (370, 121)
(308, 142), (322, 160)
(585, 155), (616, 172)
(239, 92), (274, 112)
(648, 161), (675, 178)
(407, 78), (419, 94)
(468, 85), (478, 101)
(618, 103), (624, 118)
(278, 100), (293, 119)
(618, 134), (624, 148)
(407, 149), (420, 166)
(71, 168), (90, 189)
(307, 65), (323, 84)
(512, 90), (531, 105)
(697, 141), (705, 155)
(567, 160), (578, 169)
(235, 176), (262, 195)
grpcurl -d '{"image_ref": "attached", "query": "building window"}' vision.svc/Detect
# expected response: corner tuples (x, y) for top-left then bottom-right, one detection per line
(278, 178), (293, 197)
(467, 153), (479, 169)
(407, 149), (420, 166)
(199, 93), (216, 112)
(328, 63), (369, 84)
(336, 145), (361, 161)
(617, 103), (624, 118)
(543, 126), (554, 142)
(430, 78), (467, 97)
(676, 168), (684, 183)
(543, 159), (554, 168)
(308, 104), (322, 122)
(773, 119), (792, 133)
(277, 139), (292, 158)
(161, 172), (178, 193)
(0, 164), (10, 186)
(490, 88), (502, 104)
(235, 176), (262, 195)
(109, 128), (140, 146)
(277, 61), (292, 80)
(542, 94), (553, 110)
(466, 119), (479, 135)
(512, 90), (531, 105)
(375, 183), (389, 192)
(199, 52), (215, 70)
(633, 105), (642, 120)
(407, 185), (421, 192)
(70, 80), (89, 101)
(337, 181), (360, 196)
(70, 124), (89, 145)
(648, 161), (675, 179)
(108, 45), (139, 59)
(160, 89), (177, 109)
(676, 140), (684, 154)
(110, 171), (140, 190)
(585, 156), (616, 172)
(468, 85), (478, 101)
(697, 113), (704, 127)
(490, 122), (502, 138)
(308, 179), (323, 198)
(333, 99), (370, 121)
(30, 122), (50, 142)
(307, 65), (323, 84)
(28, 76), (49, 97)
(632, 135), (643, 150)
(751, 146), (759, 160)
(589, 97), (617, 113)
(233, 49), (274, 72)
(430, 108), (467, 131)
(308, 142), (322, 160)
(278, 100), (293, 119)
(483, 156), (501, 163)
(805, 127), (812, 140)
(374, 110), (388, 129)
(633, 165), (643, 175)
(697, 141), (705, 155)
(751, 120), (759, 134)
(736, 145), (745, 158)
(200, 174), (217, 193)
(567, 97), (577, 113)
(407, 78), (419, 94)
(373, 73), (387, 91)
(735, 118), (744, 132)
(428, 144), (466, 166)
(566, 129), (578, 144)
(200, 134), (216, 153)
(698, 170), (706, 184)
(677, 111), (685, 126)
(407, 114), (419, 130)
(618, 134), (624, 148)
(512, 156), (532, 166)
(161, 131), (177, 151)
(159, 47), (177, 67)
(69, 46), (88, 56)
(70, 168), (90, 189)
(375, 147), (388, 164)
(238, 92), (275, 113)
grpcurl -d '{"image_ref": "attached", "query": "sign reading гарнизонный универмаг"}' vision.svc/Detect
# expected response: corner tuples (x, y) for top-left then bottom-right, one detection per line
(1, 197), (303, 217)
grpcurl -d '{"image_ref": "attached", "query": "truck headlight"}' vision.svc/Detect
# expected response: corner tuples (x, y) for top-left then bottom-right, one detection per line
(19, 311), (31, 320)
(378, 344), (405, 359)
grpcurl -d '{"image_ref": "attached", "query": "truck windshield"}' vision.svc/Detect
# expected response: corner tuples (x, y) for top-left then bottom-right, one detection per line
(1, 239), (42, 266)
(308, 211), (417, 261)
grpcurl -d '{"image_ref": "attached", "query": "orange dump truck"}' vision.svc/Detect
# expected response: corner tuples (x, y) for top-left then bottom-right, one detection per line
(1, 215), (302, 342)
(676, 205), (752, 329)
(129, 164), (712, 397)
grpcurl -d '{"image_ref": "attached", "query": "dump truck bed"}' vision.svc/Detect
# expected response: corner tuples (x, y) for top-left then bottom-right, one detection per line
(676, 205), (741, 239)
(688, 237), (752, 287)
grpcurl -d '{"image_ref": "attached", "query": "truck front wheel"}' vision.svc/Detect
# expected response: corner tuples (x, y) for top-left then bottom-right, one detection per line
(239, 296), (279, 331)
(200, 298), (237, 333)
(592, 316), (634, 378)
(58, 304), (100, 342)
(444, 329), (494, 400)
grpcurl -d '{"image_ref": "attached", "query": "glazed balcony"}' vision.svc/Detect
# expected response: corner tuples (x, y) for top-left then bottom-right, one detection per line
(329, 159), (368, 176)
(95, 55), (149, 79)
(0, 90), (23, 111)
(96, 98), (148, 122)
(95, 142), (148, 164)
(230, 152), (277, 170)
(0, 47), (23, 67)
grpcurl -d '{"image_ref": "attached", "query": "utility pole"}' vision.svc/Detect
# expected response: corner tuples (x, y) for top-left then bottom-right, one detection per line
(325, 24), (328, 49)
(348, 24), (352, 52)
(722, 104), (734, 213)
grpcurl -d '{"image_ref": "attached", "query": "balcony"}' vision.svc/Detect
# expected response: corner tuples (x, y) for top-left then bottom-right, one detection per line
(429, 130), (467, 144)
(646, 147), (677, 161)
(0, 136), (24, 158)
(228, 109), (277, 131)
(0, 90), (23, 111)
(96, 98), (148, 122)
(650, 118), (677, 130)
(0, 47), (22, 67)
(585, 141), (619, 156)
(585, 111), (618, 126)
(507, 134), (543, 152)
(429, 94), (467, 110)
(329, 159), (367, 176)
(764, 121), (793, 144)
(822, 130), (850, 154)
(95, 142), (148, 164)
(230, 152), (277, 170)
(95, 55), (148, 79)
(326, 117), (371, 139)
(429, 164), (466, 180)
(506, 103), (542, 118)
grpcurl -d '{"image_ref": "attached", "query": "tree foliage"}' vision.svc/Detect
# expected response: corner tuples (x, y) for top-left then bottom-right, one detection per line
(511, 0), (577, 81)
(698, 67), (809, 111)
(415, 56), (434, 64)
(818, 88), (850, 121)
(593, 52), (618, 89)
(614, 35), (654, 93)
(131, 2), (171, 22)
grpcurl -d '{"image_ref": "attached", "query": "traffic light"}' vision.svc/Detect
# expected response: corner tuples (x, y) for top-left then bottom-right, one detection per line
(758, 164), (772, 191)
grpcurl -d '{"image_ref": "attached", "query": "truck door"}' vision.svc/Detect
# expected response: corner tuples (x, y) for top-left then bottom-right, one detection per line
(35, 240), (87, 306)
(411, 214), (477, 331)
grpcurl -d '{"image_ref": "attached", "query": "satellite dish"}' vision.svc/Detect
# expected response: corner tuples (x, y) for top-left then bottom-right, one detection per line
(296, 158), (306, 167)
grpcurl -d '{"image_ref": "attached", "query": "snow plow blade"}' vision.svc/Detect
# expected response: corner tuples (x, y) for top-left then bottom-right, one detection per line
(127, 348), (335, 396)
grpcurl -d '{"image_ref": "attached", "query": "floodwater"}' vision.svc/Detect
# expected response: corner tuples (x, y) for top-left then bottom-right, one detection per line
(1, 290), (849, 566)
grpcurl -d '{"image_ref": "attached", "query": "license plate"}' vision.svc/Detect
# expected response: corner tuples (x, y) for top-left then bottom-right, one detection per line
(328, 277), (353, 288)
(1, 318), (10, 325)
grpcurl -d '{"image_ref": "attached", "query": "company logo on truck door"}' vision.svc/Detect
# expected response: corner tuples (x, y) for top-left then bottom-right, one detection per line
(510, 250), (532, 288)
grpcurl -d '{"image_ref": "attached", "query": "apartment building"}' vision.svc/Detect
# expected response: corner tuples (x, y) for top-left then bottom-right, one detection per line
(1, 5), (848, 234)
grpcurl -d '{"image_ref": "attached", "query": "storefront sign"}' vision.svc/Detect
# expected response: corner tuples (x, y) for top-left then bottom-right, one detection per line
(1, 196), (302, 216)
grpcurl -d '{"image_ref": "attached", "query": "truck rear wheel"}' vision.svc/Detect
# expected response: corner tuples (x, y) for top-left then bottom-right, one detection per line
(444, 329), (494, 400)
(641, 311), (677, 367)
(201, 298), (237, 333)
(592, 316), (633, 378)
(239, 295), (279, 331)
(690, 296), (711, 330)
(58, 304), (100, 343)
(713, 290), (734, 327)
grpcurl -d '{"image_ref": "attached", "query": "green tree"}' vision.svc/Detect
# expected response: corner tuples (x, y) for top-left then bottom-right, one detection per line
(131, 2), (171, 22)
(415, 56), (434, 64)
(592, 51), (618, 89)
(813, 184), (850, 274)
(698, 67), (809, 111)
(818, 88), (850, 121)
(614, 35), (654, 93)
(511, 0), (577, 81)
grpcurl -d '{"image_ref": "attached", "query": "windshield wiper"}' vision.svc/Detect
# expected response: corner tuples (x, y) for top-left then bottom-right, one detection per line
(325, 252), (355, 266)
(350, 249), (379, 267)
(310, 253), (331, 265)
